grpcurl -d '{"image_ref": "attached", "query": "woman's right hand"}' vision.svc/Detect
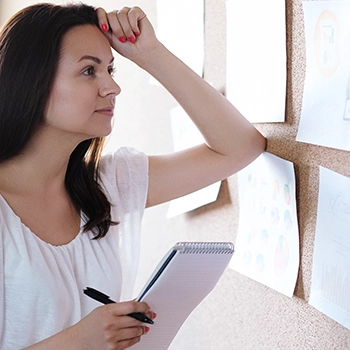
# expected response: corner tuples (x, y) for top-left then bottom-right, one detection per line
(72, 300), (153, 349)
(23, 301), (154, 349)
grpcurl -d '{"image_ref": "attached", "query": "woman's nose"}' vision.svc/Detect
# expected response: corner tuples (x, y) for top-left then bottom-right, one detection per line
(99, 78), (121, 97)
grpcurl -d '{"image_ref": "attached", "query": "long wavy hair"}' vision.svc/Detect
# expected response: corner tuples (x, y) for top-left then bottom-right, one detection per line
(0, 3), (117, 238)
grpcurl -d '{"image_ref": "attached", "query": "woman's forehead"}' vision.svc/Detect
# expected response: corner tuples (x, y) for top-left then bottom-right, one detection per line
(60, 24), (112, 62)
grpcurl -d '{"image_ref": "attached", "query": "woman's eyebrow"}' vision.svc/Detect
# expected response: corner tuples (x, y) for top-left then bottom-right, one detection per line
(78, 55), (114, 65)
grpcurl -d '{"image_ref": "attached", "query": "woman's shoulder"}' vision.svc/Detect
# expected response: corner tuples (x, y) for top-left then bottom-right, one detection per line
(99, 147), (149, 205)
(100, 147), (148, 174)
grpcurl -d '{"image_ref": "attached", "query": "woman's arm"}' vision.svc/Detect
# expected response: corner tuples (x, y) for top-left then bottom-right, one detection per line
(98, 7), (266, 207)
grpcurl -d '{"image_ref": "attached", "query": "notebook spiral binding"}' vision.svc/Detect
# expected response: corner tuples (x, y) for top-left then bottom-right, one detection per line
(175, 242), (234, 254)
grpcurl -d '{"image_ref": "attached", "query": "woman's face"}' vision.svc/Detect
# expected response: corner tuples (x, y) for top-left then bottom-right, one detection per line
(44, 24), (121, 141)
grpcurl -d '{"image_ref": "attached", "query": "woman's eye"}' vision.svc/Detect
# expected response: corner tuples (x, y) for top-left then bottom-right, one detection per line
(83, 66), (95, 76)
(108, 67), (116, 76)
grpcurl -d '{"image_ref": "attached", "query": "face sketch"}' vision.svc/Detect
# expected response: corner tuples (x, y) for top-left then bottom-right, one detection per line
(44, 25), (121, 142)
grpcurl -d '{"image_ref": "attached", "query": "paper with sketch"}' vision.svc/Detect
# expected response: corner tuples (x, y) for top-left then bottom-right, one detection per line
(230, 153), (299, 297)
(297, 1), (350, 151)
(166, 106), (221, 218)
(309, 166), (350, 330)
(156, 0), (204, 77)
(225, 0), (286, 123)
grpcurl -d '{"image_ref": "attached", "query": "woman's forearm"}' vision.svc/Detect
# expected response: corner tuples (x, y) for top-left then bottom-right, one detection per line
(134, 43), (266, 161)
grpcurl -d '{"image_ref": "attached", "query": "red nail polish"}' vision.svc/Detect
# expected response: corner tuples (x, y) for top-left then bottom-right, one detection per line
(145, 326), (150, 333)
(153, 312), (157, 319)
(128, 36), (135, 43)
(134, 31), (140, 37)
(101, 24), (108, 32)
(119, 36), (127, 43)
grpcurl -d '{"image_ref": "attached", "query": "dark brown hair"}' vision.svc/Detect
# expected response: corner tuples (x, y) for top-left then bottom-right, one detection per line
(0, 3), (116, 238)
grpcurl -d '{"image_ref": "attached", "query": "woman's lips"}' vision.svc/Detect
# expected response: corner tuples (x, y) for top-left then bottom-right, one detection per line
(95, 108), (114, 117)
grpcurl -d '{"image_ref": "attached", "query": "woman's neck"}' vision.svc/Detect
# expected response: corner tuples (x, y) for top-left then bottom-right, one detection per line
(0, 125), (83, 195)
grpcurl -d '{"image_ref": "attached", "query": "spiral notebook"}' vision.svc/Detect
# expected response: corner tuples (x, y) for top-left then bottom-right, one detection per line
(132, 242), (234, 349)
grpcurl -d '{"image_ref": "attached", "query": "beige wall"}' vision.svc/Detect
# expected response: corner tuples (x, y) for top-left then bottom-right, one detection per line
(2, 0), (350, 349)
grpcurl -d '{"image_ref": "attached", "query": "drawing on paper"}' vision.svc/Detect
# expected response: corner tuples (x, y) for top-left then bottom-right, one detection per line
(314, 10), (341, 78)
(284, 184), (291, 205)
(327, 190), (350, 220)
(321, 264), (350, 312)
(274, 236), (289, 276)
(230, 153), (299, 298)
(309, 166), (350, 330)
(297, 1), (350, 151)
(344, 74), (350, 120)
(284, 210), (293, 230)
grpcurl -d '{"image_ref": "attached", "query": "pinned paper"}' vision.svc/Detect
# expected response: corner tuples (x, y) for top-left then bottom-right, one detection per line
(156, 0), (204, 77)
(226, 0), (286, 123)
(309, 166), (350, 330)
(230, 153), (299, 297)
(297, 1), (350, 150)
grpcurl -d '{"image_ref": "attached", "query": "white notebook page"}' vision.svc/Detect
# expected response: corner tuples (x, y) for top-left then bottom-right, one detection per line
(132, 242), (234, 349)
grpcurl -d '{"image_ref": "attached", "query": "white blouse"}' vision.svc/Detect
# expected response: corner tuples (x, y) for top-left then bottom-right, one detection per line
(0, 147), (148, 349)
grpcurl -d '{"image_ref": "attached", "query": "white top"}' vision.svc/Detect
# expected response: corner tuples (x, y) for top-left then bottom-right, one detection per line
(0, 147), (149, 349)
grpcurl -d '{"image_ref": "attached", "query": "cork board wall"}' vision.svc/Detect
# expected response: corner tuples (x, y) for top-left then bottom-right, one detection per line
(167, 0), (350, 349)
(164, 0), (350, 348)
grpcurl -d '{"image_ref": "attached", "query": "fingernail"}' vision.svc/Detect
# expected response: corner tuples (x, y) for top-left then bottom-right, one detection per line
(101, 24), (108, 32)
(128, 36), (135, 43)
(134, 31), (140, 37)
(153, 312), (157, 319)
(145, 326), (150, 333)
(119, 36), (127, 43)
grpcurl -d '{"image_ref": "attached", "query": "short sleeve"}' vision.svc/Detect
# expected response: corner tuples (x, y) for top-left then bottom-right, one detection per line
(100, 147), (149, 213)
(99, 147), (149, 300)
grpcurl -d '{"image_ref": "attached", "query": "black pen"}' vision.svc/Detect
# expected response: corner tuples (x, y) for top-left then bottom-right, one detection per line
(83, 287), (154, 325)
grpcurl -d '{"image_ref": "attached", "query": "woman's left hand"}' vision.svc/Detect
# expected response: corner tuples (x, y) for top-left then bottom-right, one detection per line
(96, 7), (161, 63)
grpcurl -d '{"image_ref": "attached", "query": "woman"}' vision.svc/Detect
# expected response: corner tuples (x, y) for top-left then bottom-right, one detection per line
(0, 2), (265, 349)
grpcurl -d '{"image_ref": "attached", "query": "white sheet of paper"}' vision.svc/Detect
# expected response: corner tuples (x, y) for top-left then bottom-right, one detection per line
(132, 242), (234, 349)
(156, 0), (204, 77)
(166, 106), (221, 218)
(230, 152), (299, 297)
(309, 166), (350, 330)
(297, 1), (350, 151)
(225, 0), (286, 123)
